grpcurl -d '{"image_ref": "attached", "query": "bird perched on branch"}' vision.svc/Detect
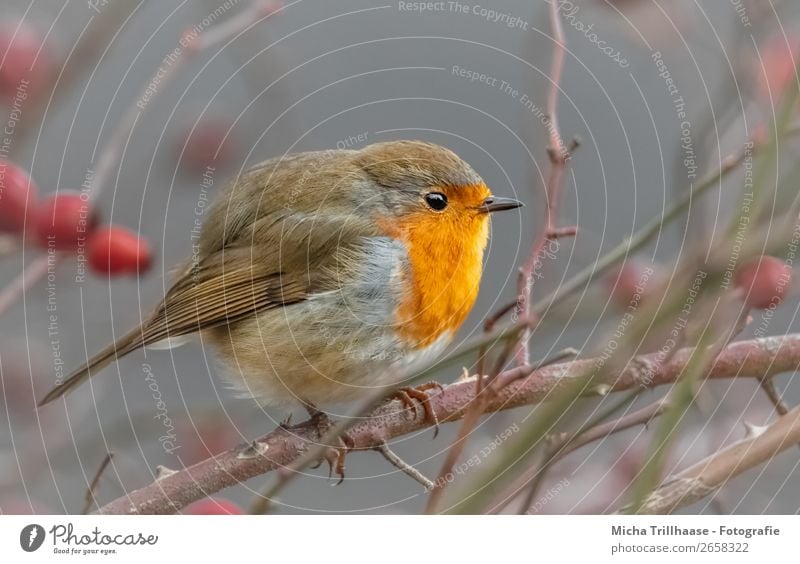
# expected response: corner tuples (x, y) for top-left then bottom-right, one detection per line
(39, 140), (522, 443)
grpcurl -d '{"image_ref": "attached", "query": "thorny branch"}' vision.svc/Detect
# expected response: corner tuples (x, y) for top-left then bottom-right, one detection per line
(515, 0), (574, 365)
(96, 334), (800, 514)
(626, 404), (800, 515)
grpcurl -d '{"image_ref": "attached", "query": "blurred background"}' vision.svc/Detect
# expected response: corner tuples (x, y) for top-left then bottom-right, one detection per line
(1, 0), (799, 514)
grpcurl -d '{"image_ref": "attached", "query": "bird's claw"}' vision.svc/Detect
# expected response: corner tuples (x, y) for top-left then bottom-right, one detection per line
(392, 382), (443, 438)
(302, 410), (354, 484)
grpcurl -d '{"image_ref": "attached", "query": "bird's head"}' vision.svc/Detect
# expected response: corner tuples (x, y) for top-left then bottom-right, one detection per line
(353, 140), (522, 247)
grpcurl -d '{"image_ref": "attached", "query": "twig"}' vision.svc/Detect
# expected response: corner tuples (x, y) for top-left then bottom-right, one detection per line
(478, 301), (517, 375)
(515, 0), (571, 364)
(425, 330), (518, 513)
(81, 452), (114, 515)
(759, 377), (790, 416)
(95, 334), (800, 514)
(0, 255), (53, 317)
(555, 398), (669, 461)
(375, 442), (434, 490)
(489, 394), (666, 514)
(517, 398), (668, 515)
(625, 291), (748, 513)
(626, 405), (800, 514)
(533, 145), (755, 318)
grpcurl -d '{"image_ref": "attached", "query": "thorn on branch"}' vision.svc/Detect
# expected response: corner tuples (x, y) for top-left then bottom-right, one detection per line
(743, 421), (769, 439)
(155, 465), (178, 480)
(237, 440), (269, 460)
(592, 384), (612, 396)
(547, 137), (580, 164)
(547, 226), (578, 240)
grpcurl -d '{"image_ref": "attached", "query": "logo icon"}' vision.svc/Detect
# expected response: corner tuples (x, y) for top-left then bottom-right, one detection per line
(20, 524), (45, 552)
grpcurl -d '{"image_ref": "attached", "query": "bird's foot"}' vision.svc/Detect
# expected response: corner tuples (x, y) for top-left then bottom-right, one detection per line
(391, 382), (444, 438)
(302, 409), (354, 485)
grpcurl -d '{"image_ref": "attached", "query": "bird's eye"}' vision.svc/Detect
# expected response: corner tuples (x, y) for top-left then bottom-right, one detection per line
(424, 192), (448, 211)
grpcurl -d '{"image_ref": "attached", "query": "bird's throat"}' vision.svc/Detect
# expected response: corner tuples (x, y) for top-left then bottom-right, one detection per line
(384, 213), (489, 349)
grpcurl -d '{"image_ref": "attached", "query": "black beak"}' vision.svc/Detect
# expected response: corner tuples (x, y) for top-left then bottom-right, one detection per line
(479, 196), (524, 214)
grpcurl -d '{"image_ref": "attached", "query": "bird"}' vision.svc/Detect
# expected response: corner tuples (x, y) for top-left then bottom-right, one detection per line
(38, 140), (522, 424)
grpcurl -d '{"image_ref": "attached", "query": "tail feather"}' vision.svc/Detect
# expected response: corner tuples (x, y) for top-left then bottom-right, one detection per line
(37, 328), (142, 407)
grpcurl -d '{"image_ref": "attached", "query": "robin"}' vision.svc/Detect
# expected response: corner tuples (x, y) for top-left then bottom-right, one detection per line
(38, 140), (522, 430)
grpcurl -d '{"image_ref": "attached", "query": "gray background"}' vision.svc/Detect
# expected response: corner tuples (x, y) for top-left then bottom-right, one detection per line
(1, 0), (799, 514)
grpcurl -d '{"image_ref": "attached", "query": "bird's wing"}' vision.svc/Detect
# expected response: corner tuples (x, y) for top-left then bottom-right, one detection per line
(37, 212), (364, 406)
(142, 247), (310, 343)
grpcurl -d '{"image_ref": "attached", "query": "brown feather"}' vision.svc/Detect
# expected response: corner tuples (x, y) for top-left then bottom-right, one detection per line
(37, 247), (310, 406)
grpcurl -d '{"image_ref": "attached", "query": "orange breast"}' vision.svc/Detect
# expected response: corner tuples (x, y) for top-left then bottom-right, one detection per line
(379, 185), (490, 349)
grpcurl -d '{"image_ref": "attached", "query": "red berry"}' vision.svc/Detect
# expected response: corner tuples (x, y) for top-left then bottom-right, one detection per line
(0, 23), (51, 100)
(260, 1), (284, 16)
(605, 261), (656, 309)
(34, 192), (96, 250)
(757, 34), (800, 101)
(0, 497), (54, 515)
(184, 498), (243, 515)
(736, 256), (792, 310)
(179, 119), (236, 172)
(0, 160), (37, 232)
(87, 226), (152, 276)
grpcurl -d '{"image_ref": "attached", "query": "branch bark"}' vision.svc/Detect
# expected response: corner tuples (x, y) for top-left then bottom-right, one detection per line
(515, 0), (571, 364)
(627, 404), (800, 514)
(97, 334), (800, 514)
